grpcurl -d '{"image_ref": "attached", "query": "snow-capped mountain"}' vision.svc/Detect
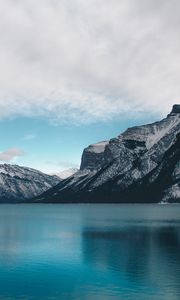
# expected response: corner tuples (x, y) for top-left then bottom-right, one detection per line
(54, 168), (79, 179)
(35, 104), (180, 204)
(0, 164), (60, 203)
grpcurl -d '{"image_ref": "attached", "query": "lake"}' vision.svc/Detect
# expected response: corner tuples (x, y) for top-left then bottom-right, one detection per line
(0, 204), (180, 300)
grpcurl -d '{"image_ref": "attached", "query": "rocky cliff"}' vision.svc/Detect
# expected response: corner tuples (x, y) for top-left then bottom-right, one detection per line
(80, 141), (108, 170)
(0, 164), (60, 203)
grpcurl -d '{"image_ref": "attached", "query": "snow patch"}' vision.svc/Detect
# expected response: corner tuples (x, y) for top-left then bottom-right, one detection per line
(87, 141), (108, 153)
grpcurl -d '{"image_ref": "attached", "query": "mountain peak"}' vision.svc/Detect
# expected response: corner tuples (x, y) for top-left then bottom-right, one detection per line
(171, 104), (180, 114)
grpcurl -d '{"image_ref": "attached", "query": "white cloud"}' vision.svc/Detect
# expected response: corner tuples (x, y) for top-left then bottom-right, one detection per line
(53, 168), (79, 179)
(0, 0), (179, 123)
(23, 133), (36, 140)
(44, 160), (79, 173)
(57, 161), (79, 169)
(0, 148), (25, 162)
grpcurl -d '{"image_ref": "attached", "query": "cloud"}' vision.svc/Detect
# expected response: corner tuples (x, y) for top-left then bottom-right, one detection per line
(45, 160), (79, 170)
(58, 161), (79, 169)
(37, 160), (79, 174)
(0, 148), (25, 162)
(0, 0), (179, 123)
(23, 133), (36, 140)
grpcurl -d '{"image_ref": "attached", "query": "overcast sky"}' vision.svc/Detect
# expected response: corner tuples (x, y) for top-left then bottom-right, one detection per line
(0, 0), (179, 172)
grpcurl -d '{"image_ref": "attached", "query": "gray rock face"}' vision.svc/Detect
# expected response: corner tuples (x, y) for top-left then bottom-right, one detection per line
(0, 164), (60, 203)
(80, 141), (108, 170)
(171, 104), (180, 114)
(131, 133), (180, 203)
(35, 105), (180, 204)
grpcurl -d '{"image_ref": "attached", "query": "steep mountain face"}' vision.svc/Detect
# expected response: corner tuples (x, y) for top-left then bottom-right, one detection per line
(81, 141), (108, 170)
(35, 105), (180, 204)
(0, 164), (60, 203)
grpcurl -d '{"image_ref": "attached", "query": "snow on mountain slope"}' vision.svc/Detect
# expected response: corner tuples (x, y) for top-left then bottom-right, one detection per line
(0, 164), (60, 203)
(121, 113), (179, 149)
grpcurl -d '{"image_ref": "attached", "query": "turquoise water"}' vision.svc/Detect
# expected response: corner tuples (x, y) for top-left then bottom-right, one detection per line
(0, 204), (180, 300)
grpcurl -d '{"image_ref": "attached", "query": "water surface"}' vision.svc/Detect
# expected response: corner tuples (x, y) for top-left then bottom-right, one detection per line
(0, 204), (180, 300)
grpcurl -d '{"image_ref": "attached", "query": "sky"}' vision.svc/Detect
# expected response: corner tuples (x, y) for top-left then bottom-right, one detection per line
(0, 0), (179, 173)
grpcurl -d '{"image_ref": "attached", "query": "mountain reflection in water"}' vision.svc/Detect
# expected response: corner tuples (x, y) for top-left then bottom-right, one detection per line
(0, 204), (179, 300)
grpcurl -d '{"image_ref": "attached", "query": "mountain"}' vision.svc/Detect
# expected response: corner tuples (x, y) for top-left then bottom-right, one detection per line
(0, 164), (60, 203)
(54, 168), (79, 179)
(35, 104), (180, 204)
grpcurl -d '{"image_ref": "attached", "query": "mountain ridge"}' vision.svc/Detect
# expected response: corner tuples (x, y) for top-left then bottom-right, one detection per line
(34, 104), (180, 204)
(0, 164), (60, 203)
